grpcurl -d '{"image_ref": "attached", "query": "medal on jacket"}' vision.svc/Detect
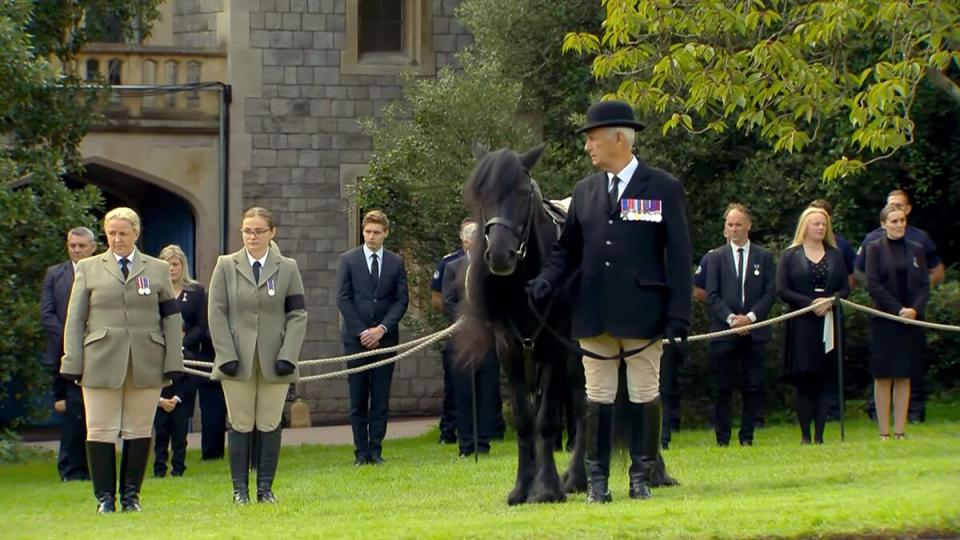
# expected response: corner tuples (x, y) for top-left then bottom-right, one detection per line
(267, 278), (277, 297)
(753, 263), (760, 276)
(182, 291), (188, 302)
(137, 276), (151, 295)
(913, 256), (919, 269)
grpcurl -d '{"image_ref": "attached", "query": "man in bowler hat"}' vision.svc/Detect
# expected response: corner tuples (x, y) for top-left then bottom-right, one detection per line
(529, 100), (692, 502)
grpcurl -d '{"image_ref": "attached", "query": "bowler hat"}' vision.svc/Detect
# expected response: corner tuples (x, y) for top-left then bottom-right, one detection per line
(576, 100), (645, 133)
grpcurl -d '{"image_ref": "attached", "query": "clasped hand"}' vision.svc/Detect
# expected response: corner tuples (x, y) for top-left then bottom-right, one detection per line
(811, 297), (834, 317)
(360, 326), (385, 350)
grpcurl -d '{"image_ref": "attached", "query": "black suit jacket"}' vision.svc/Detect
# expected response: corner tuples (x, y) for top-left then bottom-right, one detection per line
(865, 237), (929, 318)
(336, 247), (409, 347)
(441, 256), (466, 324)
(776, 245), (850, 309)
(179, 283), (213, 361)
(540, 157), (692, 339)
(41, 261), (75, 400)
(705, 243), (777, 342)
(41, 260), (74, 369)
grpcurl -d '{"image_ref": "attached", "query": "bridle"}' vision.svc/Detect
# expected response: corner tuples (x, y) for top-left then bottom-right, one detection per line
(481, 176), (538, 261)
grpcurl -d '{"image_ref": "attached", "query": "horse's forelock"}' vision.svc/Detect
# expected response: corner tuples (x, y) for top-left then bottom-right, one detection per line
(464, 148), (529, 211)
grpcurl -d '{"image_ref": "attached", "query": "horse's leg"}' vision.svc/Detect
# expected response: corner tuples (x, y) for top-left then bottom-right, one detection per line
(651, 452), (681, 487)
(527, 357), (566, 503)
(561, 353), (587, 493)
(504, 353), (536, 506)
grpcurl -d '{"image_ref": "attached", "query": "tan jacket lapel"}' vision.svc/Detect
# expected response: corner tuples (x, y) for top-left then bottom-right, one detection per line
(261, 244), (282, 285)
(232, 250), (258, 286)
(101, 252), (125, 284)
(127, 252), (147, 282)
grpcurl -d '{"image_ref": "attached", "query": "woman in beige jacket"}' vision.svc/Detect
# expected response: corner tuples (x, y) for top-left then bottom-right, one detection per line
(61, 207), (184, 514)
(208, 207), (307, 504)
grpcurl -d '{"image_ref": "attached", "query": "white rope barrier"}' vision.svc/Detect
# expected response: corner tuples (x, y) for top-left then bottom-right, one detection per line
(175, 299), (959, 382)
(839, 299), (960, 332)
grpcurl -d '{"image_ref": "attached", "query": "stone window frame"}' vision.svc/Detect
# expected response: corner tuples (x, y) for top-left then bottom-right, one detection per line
(340, 163), (370, 249)
(340, 0), (435, 76)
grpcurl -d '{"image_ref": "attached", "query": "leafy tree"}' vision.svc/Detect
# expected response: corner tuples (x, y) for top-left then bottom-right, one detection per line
(563, 0), (960, 179)
(0, 0), (159, 426)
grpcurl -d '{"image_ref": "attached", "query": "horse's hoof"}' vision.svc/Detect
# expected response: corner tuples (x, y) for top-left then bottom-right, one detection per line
(507, 491), (528, 506)
(527, 489), (567, 504)
(561, 475), (587, 494)
(652, 474), (681, 488)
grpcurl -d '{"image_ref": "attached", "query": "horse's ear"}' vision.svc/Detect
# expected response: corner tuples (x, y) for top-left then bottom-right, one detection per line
(471, 142), (489, 160)
(519, 143), (546, 170)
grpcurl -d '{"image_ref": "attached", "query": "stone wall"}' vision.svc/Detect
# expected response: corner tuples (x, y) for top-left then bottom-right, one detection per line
(173, 0), (222, 48)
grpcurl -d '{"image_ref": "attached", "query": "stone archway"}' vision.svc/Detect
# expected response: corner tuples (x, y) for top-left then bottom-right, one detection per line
(65, 158), (202, 276)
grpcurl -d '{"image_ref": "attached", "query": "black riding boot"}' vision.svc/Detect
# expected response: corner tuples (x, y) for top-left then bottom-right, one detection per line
(256, 427), (282, 503)
(118, 438), (150, 512)
(87, 441), (117, 514)
(629, 397), (663, 500)
(228, 430), (252, 504)
(584, 400), (614, 504)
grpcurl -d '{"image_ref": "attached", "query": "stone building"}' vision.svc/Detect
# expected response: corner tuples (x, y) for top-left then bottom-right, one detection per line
(73, 0), (473, 423)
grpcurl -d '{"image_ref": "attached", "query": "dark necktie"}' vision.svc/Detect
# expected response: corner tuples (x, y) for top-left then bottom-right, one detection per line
(370, 253), (380, 290)
(736, 247), (745, 305)
(608, 176), (620, 214)
(120, 258), (129, 280)
(253, 261), (261, 284)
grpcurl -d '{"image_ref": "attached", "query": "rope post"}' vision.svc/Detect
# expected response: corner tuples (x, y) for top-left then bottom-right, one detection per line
(472, 365), (479, 463)
(834, 299), (846, 443)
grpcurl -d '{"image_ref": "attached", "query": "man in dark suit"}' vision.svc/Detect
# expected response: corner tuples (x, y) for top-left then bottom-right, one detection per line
(529, 100), (692, 503)
(441, 222), (503, 458)
(40, 226), (97, 481)
(336, 210), (409, 465)
(704, 204), (776, 447)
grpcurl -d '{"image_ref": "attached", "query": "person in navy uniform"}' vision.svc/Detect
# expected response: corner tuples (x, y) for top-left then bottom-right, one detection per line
(151, 245), (207, 477)
(441, 222), (503, 457)
(336, 210), (409, 465)
(703, 204), (776, 447)
(41, 226), (97, 482)
(430, 218), (473, 445)
(865, 204), (930, 440)
(855, 189), (943, 423)
(529, 100), (693, 503)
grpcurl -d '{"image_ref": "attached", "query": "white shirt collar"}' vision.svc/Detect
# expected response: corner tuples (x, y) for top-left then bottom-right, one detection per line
(246, 250), (268, 267)
(606, 155), (639, 196)
(362, 244), (384, 260)
(729, 239), (751, 256)
(114, 248), (137, 264)
(72, 261), (78, 273)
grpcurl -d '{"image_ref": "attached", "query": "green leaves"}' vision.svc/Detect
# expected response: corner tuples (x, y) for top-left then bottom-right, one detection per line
(568, 0), (960, 179)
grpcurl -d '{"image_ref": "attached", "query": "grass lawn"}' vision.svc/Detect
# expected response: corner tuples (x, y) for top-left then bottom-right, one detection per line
(3, 401), (959, 539)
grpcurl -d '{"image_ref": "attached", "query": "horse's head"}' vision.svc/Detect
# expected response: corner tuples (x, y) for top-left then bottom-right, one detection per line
(464, 143), (546, 276)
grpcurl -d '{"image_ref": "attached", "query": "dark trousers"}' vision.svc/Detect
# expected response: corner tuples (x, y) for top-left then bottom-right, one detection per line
(153, 402), (191, 475)
(439, 347), (458, 442)
(197, 378), (227, 459)
(659, 343), (683, 446)
(710, 337), (766, 445)
(57, 383), (89, 481)
(453, 349), (501, 454)
(347, 348), (396, 459)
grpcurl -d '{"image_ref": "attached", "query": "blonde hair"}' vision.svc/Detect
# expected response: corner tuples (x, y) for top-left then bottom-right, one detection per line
(362, 209), (390, 230)
(790, 207), (836, 248)
(158, 244), (197, 285)
(103, 207), (141, 235)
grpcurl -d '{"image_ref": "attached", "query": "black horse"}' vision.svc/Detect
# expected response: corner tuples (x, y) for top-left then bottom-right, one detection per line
(456, 143), (679, 505)
(456, 143), (586, 505)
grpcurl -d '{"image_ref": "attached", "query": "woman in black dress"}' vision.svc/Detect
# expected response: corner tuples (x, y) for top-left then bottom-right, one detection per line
(153, 244), (212, 476)
(777, 207), (850, 444)
(865, 204), (929, 440)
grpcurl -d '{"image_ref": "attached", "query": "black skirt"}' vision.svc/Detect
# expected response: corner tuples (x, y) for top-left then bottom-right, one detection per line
(869, 317), (925, 378)
(782, 310), (839, 384)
